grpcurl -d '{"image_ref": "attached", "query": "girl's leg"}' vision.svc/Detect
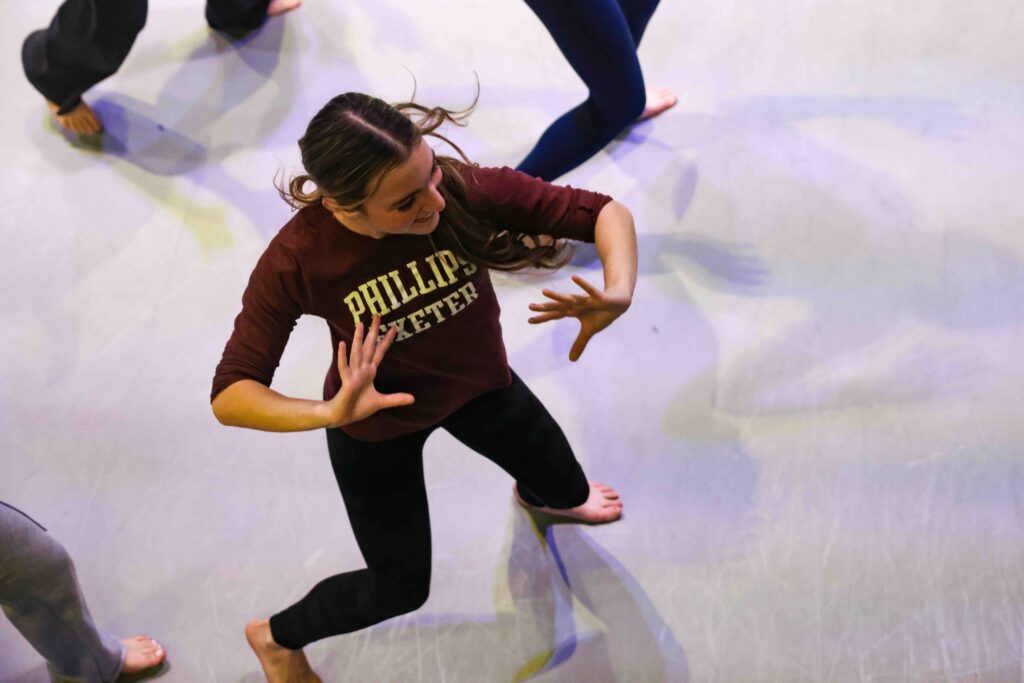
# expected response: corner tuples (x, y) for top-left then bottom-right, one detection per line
(442, 371), (621, 522)
(21, 0), (147, 122)
(267, 428), (434, 650)
(0, 503), (123, 682)
(516, 0), (648, 181)
(615, 0), (676, 122)
(204, 0), (271, 33)
(205, 0), (300, 34)
(616, 0), (662, 45)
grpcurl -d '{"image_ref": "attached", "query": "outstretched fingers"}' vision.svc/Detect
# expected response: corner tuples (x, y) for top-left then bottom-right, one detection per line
(380, 391), (416, 409)
(371, 325), (398, 365)
(350, 321), (365, 366)
(336, 341), (349, 377)
(362, 315), (383, 361)
(568, 325), (594, 362)
(528, 312), (566, 325)
(529, 287), (589, 322)
(541, 288), (581, 305)
(572, 274), (602, 298)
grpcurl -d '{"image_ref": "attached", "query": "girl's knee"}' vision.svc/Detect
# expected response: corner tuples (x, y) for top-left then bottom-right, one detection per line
(619, 79), (648, 124)
(592, 78), (647, 130)
(393, 584), (430, 614)
(374, 574), (430, 616)
(10, 531), (76, 584)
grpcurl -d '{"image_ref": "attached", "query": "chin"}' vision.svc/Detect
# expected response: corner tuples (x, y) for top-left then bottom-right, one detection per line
(410, 213), (440, 234)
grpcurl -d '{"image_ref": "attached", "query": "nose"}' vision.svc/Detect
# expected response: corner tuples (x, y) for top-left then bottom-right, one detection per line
(427, 186), (446, 213)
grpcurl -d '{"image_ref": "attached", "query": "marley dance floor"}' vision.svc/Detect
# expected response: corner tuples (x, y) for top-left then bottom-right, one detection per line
(2, 0), (1023, 681)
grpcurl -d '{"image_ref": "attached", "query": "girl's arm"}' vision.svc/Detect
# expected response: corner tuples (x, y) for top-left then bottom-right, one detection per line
(593, 200), (638, 301)
(212, 380), (335, 432)
(529, 200), (638, 361)
(212, 318), (414, 432)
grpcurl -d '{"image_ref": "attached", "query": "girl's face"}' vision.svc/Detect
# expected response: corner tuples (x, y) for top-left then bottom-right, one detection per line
(324, 140), (446, 239)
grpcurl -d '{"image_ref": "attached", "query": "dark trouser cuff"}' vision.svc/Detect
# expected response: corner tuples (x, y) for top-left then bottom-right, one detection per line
(205, 0), (270, 35)
(55, 95), (83, 116)
(268, 612), (303, 651)
(519, 469), (590, 510)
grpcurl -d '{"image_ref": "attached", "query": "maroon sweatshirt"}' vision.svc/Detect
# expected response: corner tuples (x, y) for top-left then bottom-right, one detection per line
(211, 164), (613, 442)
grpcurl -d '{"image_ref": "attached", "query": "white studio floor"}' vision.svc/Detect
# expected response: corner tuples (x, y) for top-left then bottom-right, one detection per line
(2, 1), (1024, 681)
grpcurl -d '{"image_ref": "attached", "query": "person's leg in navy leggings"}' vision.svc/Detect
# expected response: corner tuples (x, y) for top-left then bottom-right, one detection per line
(517, 0), (666, 181)
(266, 372), (594, 649)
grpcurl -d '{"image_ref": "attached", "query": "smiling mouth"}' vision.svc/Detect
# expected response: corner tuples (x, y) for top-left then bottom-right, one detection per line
(414, 212), (436, 223)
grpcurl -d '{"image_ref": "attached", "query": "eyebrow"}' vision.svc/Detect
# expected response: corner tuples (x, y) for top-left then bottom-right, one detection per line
(389, 150), (438, 209)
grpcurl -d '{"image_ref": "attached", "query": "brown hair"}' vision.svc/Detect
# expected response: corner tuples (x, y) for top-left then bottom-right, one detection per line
(279, 92), (572, 271)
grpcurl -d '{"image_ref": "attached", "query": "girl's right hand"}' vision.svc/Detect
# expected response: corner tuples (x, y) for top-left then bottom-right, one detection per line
(325, 316), (414, 427)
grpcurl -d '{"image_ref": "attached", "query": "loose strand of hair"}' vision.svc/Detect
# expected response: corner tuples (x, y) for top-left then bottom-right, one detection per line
(276, 172), (322, 211)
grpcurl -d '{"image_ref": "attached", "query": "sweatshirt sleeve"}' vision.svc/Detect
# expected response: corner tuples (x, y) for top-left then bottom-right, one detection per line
(460, 165), (614, 243)
(210, 242), (304, 401)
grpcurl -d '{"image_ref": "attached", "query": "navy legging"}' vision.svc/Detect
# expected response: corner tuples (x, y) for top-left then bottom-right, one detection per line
(516, 0), (663, 181)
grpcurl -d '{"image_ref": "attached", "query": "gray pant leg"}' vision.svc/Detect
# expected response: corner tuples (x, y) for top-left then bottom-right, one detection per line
(0, 503), (123, 683)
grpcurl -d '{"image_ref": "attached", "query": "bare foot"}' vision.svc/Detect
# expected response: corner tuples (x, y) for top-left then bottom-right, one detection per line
(245, 618), (322, 683)
(46, 100), (102, 135)
(120, 635), (165, 674)
(638, 86), (678, 121)
(514, 481), (623, 524)
(267, 0), (302, 17)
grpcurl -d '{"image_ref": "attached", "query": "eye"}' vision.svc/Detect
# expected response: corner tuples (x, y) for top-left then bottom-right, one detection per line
(394, 160), (441, 213)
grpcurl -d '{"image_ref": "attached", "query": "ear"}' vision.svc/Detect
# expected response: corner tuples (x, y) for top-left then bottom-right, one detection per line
(323, 196), (362, 219)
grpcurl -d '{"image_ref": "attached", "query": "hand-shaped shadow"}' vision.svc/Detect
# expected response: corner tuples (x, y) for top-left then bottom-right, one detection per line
(626, 95), (1021, 416)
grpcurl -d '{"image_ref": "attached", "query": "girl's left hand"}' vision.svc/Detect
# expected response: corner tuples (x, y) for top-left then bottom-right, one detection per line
(528, 274), (632, 361)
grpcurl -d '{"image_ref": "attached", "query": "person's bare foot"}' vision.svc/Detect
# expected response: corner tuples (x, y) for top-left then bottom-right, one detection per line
(120, 635), (165, 674)
(47, 100), (102, 135)
(245, 618), (322, 683)
(638, 86), (678, 121)
(514, 481), (623, 524)
(267, 0), (302, 17)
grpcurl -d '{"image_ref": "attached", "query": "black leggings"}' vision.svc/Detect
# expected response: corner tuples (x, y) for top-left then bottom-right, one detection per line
(268, 371), (590, 650)
(516, 0), (662, 181)
(22, 0), (271, 115)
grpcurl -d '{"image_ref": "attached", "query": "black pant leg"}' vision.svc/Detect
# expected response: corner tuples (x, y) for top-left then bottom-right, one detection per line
(442, 371), (591, 509)
(21, 0), (147, 115)
(268, 427), (434, 650)
(205, 0), (272, 34)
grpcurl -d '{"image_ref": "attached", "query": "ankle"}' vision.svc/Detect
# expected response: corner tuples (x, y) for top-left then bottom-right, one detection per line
(248, 618), (286, 652)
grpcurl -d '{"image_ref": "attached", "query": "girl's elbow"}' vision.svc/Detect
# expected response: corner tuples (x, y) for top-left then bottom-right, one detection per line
(211, 393), (235, 426)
